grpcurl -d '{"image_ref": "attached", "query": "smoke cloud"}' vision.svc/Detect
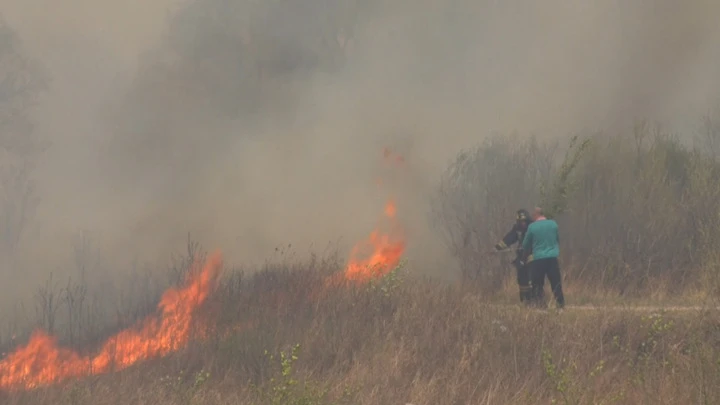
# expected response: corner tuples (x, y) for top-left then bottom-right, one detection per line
(2, 0), (720, 301)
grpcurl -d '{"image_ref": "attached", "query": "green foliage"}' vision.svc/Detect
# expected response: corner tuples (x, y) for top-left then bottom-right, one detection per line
(542, 348), (626, 405)
(542, 349), (580, 405)
(636, 312), (673, 366)
(257, 344), (355, 405)
(159, 368), (211, 405)
(367, 261), (406, 298)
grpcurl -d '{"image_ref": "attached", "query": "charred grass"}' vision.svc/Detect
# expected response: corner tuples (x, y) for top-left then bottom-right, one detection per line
(2, 251), (720, 405)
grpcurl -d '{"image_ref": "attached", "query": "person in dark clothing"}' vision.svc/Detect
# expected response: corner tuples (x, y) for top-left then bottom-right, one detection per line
(495, 209), (534, 304)
(521, 207), (564, 309)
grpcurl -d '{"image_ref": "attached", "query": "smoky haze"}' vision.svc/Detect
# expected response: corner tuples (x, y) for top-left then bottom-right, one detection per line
(2, 0), (720, 303)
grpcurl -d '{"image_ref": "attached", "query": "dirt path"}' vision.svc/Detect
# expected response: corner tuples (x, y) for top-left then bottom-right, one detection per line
(485, 303), (719, 313)
(564, 304), (717, 312)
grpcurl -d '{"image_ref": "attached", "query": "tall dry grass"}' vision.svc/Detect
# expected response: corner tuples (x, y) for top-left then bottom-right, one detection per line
(2, 251), (719, 405)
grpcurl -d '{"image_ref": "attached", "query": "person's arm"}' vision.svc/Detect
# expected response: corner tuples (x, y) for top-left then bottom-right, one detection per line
(495, 224), (519, 250)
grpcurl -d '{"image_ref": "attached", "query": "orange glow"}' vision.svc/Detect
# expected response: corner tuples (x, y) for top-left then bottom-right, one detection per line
(342, 200), (405, 283)
(0, 251), (223, 391)
(1, 149), (408, 391)
(382, 147), (405, 165)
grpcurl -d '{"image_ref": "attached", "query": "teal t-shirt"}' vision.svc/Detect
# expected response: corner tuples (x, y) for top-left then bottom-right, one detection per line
(522, 218), (560, 260)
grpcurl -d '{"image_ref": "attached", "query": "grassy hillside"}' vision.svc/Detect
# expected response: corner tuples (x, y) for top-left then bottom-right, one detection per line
(4, 122), (720, 403)
(4, 124), (720, 403)
(1, 249), (719, 404)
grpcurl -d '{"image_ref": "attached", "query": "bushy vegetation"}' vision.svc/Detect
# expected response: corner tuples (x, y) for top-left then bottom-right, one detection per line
(432, 121), (720, 298)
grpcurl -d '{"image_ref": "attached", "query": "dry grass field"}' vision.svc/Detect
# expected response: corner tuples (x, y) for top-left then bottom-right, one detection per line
(0, 245), (719, 405)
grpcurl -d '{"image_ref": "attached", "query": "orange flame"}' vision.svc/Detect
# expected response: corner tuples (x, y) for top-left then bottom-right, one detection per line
(0, 251), (223, 391)
(382, 147), (405, 165)
(1, 149), (407, 391)
(330, 148), (407, 286)
(314, 198), (405, 298)
(342, 200), (405, 283)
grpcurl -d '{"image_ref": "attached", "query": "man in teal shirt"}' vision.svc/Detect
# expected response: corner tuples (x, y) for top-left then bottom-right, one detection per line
(521, 207), (565, 309)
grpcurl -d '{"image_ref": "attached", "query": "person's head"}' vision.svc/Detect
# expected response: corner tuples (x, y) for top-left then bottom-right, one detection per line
(532, 207), (544, 221)
(516, 209), (531, 230)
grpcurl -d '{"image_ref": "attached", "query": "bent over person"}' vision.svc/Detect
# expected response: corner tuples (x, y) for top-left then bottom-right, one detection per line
(521, 207), (565, 309)
(495, 209), (533, 304)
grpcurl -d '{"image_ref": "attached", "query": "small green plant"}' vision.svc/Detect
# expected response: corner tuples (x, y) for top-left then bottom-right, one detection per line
(257, 344), (350, 405)
(159, 368), (210, 404)
(367, 261), (406, 297)
(588, 359), (605, 378)
(636, 312), (673, 365)
(542, 349), (580, 405)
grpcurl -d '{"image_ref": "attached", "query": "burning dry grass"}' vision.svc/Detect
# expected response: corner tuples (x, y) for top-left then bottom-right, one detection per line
(0, 156), (404, 393)
(0, 251), (223, 390)
(1, 255), (720, 405)
(0, 180), (407, 398)
(2, 142), (720, 403)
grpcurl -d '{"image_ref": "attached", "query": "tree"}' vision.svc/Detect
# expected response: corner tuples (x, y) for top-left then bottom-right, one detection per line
(0, 18), (48, 271)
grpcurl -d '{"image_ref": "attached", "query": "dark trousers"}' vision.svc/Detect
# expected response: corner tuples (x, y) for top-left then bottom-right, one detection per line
(530, 257), (564, 308)
(513, 260), (532, 304)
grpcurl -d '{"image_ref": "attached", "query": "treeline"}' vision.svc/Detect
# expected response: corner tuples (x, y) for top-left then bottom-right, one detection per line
(433, 121), (720, 296)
